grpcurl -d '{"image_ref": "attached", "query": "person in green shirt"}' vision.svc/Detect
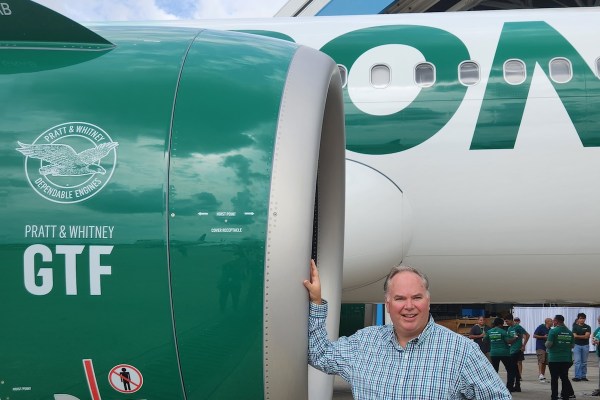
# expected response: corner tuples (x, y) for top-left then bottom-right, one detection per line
(485, 317), (517, 392)
(506, 314), (529, 392)
(546, 314), (575, 400)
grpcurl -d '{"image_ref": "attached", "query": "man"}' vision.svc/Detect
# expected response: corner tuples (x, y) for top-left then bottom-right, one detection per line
(534, 318), (553, 382)
(505, 314), (528, 392)
(469, 316), (490, 360)
(546, 314), (575, 400)
(591, 316), (600, 396)
(304, 260), (511, 399)
(485, 317), (517, 392)
(572, 312), (591, 382)
(513, 317), (530, 378)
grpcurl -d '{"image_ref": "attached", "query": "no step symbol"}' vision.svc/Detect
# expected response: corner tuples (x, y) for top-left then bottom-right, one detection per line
(109, 364), (143, 393)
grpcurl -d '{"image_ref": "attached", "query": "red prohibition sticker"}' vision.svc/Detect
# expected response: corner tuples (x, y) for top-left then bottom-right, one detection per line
(108, 364), (143, 393)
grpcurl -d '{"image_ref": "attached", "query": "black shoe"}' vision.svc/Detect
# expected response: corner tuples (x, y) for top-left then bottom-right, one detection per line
(581, 378), (589, 381)
(513, 387), (521, 392)
(572, 378), (581, 382)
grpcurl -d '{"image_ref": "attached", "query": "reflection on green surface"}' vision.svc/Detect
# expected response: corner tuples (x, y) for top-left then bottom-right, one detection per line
(167, 29), (296, 398)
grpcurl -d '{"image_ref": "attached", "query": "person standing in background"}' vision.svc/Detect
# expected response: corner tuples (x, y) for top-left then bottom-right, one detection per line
(534, 318), (553, 382)
(546, 314), (575, 400)
(572, 312), (591, 382)
(512, 317), (530, 379)
(469, 316), (491, 361)
(485, 317), (517, 392)
(505, 314), (527, 392)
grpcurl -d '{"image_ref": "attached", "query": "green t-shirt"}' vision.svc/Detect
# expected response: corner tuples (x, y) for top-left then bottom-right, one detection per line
(572, 323), (591, 346)
(507, 324), (527, 354)
(486, 326), (511, 357)
(547, 325), (574, 363)
(594, 327), (600, 356)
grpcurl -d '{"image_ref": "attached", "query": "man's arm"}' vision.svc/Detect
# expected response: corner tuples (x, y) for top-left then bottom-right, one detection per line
(305, 260), (353, 379)
(533, 326), (547, 340)
(521, 329), (530, 350)
(303, 259), (322, 305)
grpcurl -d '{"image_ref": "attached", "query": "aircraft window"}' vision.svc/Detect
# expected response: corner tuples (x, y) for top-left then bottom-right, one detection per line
(459, 61), (480, 86)
(371, 64), (391, 88)
(503, 59), (526, 85)
(549, 58), (572, 83)
(415, 62), (435, 87)
(337, 64), (348, 88)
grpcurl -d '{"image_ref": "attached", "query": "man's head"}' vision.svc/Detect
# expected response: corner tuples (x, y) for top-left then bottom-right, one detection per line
(554, 314), (565, 326)
(477, 316), (485, 326)
(514, 317), (521, 324)
(504, 314), (514, 326)
(545, 318), (553, 328)
(384, 266), (430, 344)
(576, 312), (586, 325)
(493, 317), (504, 327)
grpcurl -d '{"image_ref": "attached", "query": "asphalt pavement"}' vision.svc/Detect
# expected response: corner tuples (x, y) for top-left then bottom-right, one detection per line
(333, 354), (600, 399)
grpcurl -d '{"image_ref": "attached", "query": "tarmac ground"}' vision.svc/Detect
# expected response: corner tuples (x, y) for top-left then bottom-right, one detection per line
(333, 353), (600, 399)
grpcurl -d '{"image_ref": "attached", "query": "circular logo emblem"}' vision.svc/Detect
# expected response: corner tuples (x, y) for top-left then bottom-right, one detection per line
(17, 122), (118, 204)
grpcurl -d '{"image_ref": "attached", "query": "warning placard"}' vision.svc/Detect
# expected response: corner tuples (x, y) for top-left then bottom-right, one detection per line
(108, 364), (143, 393)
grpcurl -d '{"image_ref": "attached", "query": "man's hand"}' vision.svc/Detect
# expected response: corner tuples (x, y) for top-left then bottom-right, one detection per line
(303, 259), (322, 304)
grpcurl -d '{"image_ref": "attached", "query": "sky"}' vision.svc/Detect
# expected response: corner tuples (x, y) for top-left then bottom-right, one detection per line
(34, 0), (290, 21)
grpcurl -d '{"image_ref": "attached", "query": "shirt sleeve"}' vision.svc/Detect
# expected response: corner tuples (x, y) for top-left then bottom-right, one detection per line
(519, 325), (528, 336)
(307, 300), (355, 380)
(459, 342), (512, 399)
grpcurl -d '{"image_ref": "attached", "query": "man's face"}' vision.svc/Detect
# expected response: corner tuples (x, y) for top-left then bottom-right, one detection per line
(577, 316), (586, 325)
(477, 316), (485, 326)
(506, 319), (514, 326)
(545, 318), (552, 328)
(385, 271), (430, 341)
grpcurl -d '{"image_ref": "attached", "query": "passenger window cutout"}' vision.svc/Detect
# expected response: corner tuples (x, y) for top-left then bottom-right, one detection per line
(415, 62), (435, 87)
(337, 64), (348, 88)
(459, 61), (480, 86)
(503, 59), (526, 85)
(370, 64), (391, 89)
(549, 58), (572, 84)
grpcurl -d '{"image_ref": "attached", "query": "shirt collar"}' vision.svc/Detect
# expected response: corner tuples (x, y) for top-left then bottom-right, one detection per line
(388, 315), (435, 349)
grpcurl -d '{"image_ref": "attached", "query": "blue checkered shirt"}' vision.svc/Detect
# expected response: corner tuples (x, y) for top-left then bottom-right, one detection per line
(309, 301), (511, 399)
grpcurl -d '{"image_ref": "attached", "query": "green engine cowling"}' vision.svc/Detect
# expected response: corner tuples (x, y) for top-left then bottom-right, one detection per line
(0, 2), (345, 399)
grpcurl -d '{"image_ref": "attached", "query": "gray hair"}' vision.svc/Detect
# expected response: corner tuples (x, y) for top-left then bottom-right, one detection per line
(383, 265), (430, 298)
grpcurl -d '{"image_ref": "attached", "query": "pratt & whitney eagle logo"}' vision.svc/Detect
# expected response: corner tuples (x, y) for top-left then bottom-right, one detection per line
(16, 122), (119, 204)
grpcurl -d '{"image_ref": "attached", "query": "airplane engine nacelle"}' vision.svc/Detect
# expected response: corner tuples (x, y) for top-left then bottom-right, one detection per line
(0, 2), (345, 399)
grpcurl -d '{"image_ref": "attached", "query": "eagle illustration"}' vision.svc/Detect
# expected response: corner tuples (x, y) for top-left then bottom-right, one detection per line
(16, 141), (119, 177)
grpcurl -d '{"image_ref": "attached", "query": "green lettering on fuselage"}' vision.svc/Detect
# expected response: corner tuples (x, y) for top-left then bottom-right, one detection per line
(471, 21), (600, 149)
(320, 25), (470, 154)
